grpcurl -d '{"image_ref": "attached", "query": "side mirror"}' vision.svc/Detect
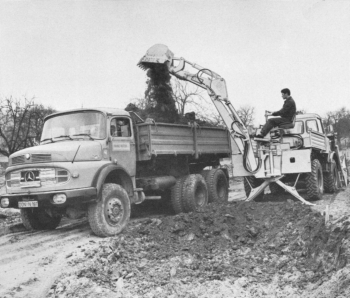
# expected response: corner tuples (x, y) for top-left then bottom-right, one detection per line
(326, 124), (334, 133)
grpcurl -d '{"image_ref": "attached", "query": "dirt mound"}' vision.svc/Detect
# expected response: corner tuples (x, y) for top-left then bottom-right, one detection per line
(0, 208), (21, 227)
(47, 199), (350, 297)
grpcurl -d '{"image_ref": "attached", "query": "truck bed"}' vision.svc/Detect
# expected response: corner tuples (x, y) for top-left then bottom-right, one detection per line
(135, 122), (231, 161)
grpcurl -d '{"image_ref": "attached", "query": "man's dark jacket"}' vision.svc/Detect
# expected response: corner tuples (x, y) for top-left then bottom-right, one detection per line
(272, 96), (296, 122)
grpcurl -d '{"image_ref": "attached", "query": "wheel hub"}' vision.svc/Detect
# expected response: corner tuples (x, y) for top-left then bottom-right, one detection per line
(195, 188), (206, 206)
(106, 198), (124, 224)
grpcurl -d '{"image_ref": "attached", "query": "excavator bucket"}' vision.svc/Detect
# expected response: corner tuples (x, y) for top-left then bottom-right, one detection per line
(137, 44), (174, 71)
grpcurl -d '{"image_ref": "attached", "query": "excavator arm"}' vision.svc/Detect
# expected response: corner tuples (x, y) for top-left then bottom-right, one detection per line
(138, 44), (259, 174)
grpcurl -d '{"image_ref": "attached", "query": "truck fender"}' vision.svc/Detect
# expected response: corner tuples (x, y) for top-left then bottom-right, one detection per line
(328, 151), (336, 163)
(92, 164), (134, 201)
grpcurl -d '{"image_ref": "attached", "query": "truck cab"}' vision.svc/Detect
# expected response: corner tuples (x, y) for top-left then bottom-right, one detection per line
(280, 113), (330, 151)
(0, 108), (136, 234)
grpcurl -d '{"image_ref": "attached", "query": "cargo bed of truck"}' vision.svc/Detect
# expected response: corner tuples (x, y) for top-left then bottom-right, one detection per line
(135, 122), (231, 161)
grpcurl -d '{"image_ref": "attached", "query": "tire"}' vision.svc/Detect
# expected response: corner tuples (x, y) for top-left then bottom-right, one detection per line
(182, 174), (208, 212)
(243, 176), (264, 201)
(324, 160), (339, 193)
(21, 208), (62, 231)
(170, 176), (186, 214)
(201, 169), (228, 203)
(88, 183), (130, 237)
(306, 159), (324, 200)
(269, 182), (285, 195)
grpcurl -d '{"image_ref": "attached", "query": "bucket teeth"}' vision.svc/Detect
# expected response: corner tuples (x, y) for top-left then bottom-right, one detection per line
(137, 62), (148, 70)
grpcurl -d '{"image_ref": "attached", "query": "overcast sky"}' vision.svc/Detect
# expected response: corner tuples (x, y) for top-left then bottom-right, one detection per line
(0, 0), (349, 124)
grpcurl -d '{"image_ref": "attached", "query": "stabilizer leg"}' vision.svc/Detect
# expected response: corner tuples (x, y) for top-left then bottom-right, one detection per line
(245, 179), (270, 201)
(245, 176), (315, 206)
(275, 180), (315, 206)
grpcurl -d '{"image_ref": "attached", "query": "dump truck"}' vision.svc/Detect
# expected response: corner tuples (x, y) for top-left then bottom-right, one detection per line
(0, 108), (231, 236)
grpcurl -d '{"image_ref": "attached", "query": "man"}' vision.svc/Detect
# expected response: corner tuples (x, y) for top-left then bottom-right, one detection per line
(255, 88), (296, 138)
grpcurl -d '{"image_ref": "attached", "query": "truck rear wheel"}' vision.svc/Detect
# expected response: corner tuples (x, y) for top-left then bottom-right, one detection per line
(324, 160), (340, 193)
(243, 176), (264, 201)
(182, 174), (208, 212)
(88, 183), (130, 237)
(170, 177), (186, 214)
(306, 159), (324, 200)
(201, 169), (228, 203)
(21, 208), (62, 230)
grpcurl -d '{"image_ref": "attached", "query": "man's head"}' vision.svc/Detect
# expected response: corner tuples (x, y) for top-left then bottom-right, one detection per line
(281, 88), (291, 99)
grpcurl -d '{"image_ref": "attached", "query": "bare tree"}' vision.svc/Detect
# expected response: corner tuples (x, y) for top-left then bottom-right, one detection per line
(296, 109), (306, 115)
(237, 105), (255, 127)
(323, 107), (350, 147)
(172, 78), (207, 116)
(0, 96), (55, 156)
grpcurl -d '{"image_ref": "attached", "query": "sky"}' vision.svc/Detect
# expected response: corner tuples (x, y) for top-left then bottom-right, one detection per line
(0, 0), (349, 125)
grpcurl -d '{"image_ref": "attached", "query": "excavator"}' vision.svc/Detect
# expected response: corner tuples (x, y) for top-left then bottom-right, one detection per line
(138, 44), (348, 205)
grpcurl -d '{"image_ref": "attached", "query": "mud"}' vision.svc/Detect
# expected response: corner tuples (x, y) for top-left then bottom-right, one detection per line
(0, 218), (106, 298)
(1, 178), (350, 298)
(46, 188), (350, 298)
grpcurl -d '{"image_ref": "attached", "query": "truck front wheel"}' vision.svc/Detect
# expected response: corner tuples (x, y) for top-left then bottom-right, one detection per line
(201, 169), (229, 203)
(306, 159), (324, 200)
(88, 183), (130, 237)
(21, 208), (62, 230)
(324, 160), (340, 193)
(182, 174), (208, 212)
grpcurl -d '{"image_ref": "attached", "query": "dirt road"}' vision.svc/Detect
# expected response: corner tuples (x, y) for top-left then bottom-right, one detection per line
(0, 218), (105, 298)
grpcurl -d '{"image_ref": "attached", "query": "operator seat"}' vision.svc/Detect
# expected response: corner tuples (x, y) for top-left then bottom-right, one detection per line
(278, 114), (296, 130)
(270, 114), (296, 139)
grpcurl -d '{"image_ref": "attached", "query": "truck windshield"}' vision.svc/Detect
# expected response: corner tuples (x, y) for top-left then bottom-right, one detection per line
(41, 111), (106, 142)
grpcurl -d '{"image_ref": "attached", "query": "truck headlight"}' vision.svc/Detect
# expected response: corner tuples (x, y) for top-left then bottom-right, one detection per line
(1, 198), (9, 208)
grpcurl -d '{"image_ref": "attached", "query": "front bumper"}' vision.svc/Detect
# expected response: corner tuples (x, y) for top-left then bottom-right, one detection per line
(0, 187), (97, 208)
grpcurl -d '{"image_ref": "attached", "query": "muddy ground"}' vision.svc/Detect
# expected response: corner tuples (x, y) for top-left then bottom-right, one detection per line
(1, 178), (350, 298)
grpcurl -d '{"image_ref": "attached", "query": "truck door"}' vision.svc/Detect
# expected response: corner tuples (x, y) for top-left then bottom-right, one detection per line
(109, 117), (136, 176)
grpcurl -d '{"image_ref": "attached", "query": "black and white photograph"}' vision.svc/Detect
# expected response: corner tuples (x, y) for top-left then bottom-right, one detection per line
(0, 1), (350, 297)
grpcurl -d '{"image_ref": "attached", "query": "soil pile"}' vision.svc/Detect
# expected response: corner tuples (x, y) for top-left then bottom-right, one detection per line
(48, 200), (350, 298)
(133, 64), (179, 124)
(0, 208), (21, 228)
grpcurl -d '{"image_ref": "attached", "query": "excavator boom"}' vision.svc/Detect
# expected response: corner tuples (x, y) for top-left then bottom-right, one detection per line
(138, 44), (259, 175)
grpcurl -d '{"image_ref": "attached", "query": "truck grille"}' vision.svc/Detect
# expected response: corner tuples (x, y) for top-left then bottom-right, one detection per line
(32, 154), (52, 163)
(11, 154), (52, 165)
(12, 155), (25, 165)
(6, 168), (70, 188)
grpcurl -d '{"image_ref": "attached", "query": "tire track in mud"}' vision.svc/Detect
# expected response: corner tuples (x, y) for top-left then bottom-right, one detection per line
(0, 218), (104, 298)
(0, 212), (174, 298)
